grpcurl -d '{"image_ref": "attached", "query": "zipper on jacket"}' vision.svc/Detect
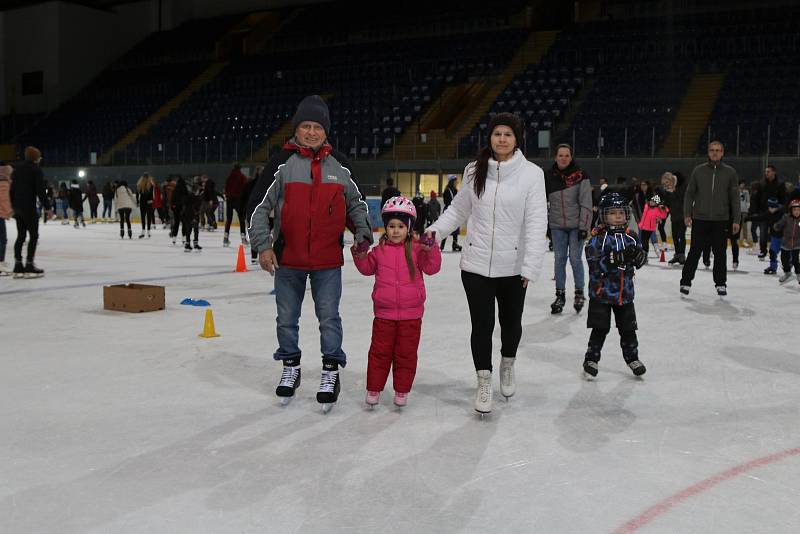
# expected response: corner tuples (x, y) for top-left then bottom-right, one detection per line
(488, 161), (501, 276)
(619, 268), (624, 306)
(560, 191), (566, 227)
(710, 164), (717, 219)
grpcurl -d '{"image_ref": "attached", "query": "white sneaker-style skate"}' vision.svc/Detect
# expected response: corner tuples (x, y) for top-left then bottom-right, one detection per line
(474, 370), (493, 415)
(499, 357), (515, 399)
(393, 392), (408, 408)
(778, 272), (794, 284)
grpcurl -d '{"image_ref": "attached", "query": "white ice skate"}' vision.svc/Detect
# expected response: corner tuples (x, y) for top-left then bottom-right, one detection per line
(778, 272), (795, 284)
(499, 357), (515, 400)
(474, 370), (493, 416)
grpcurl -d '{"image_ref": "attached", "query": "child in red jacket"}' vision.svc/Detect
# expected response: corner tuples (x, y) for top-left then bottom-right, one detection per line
(352, 196), (441, 408)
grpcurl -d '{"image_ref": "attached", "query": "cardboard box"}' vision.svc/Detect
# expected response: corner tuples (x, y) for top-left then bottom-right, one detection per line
(103, 283), (165, 313)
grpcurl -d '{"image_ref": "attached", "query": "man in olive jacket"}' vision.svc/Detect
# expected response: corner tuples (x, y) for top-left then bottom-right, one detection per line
(680, 141), (740, 296)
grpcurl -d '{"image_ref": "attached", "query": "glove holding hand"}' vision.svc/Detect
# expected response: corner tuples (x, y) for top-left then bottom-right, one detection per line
(623, 246), (646, 267)
(353, 239), (370, 255)
(419, 231), (437, 248)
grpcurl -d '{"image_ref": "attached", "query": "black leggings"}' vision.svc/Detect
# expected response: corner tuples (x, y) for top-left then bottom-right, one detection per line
(118, 208), (132, 235)
(224, 197), (244, 235)
(640, 230), (653, 255)
(657, 219), (667, 243)
(170, 207), (182, 237)
(183, 216), (199, 242)
(671, 218), (687, 256)
(461, 270), (527, 372)
(89, 204), (98, 219)
(140, 206), (154, 231)
(14, 211), (39, 262)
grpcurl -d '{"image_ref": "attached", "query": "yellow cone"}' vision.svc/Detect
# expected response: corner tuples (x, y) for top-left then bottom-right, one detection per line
(199, 308), (220, 338)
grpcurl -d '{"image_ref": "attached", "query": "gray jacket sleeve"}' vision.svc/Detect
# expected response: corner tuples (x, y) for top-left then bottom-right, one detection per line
(728, 172), (741, 222)
(579, 178), (593, 232)
(344, 176), (373, 244)
(683, 169), (698, 218)
(248, 173), (282, 253)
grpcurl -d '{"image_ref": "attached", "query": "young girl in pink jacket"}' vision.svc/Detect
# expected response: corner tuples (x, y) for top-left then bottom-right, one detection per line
(351, 196), (441, 408)
(639, 193), (669, 262)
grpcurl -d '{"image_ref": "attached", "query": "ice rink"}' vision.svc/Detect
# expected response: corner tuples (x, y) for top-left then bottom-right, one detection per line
(1, 221), (798, 534)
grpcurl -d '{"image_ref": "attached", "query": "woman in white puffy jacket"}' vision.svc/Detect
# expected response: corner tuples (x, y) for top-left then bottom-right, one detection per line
(426, 113), (547, 415)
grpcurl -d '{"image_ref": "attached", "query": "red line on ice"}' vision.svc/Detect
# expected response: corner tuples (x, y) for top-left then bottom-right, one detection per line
(614, 446), (800, 533)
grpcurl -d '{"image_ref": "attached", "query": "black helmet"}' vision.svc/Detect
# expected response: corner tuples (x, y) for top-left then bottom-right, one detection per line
(598, 192), (630, 229)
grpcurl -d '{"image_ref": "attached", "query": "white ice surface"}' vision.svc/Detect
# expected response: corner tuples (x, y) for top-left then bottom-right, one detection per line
(1, 222), (799, 534)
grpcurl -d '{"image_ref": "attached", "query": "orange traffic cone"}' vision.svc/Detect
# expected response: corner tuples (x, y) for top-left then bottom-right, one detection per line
(235, 244), (248, 272)
(659, 249), (666, 262)
(199, 308), (220, 338)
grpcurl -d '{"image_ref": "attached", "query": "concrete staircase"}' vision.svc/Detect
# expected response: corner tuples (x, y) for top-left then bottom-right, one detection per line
(659, 72), (726, 157)
(98, 62), (228, 165)
(385, 30), (557, 160)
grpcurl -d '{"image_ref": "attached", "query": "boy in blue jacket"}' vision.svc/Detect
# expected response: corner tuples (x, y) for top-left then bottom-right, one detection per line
(583, 192), (647, 379)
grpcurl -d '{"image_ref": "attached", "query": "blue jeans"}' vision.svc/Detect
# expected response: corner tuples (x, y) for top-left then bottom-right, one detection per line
(102, 200), (113, 219)
(274, 266), (346, 366)
(551, 227), (585, 291)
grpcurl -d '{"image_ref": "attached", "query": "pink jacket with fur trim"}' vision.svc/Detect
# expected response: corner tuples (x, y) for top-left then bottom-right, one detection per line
(353, 240), (441, 321)
(639, 203), (669, 232)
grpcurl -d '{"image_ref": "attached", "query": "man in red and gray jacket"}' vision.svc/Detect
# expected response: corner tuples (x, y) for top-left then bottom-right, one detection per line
(247, 95), (372, 410)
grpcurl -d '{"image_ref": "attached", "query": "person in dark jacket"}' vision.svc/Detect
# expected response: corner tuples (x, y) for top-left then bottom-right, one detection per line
(661, 171), (687, 264)
(223, 163), (248, 246)
(101, 181), (114, 222)
(427, 190), (441, 225)
(380, 178), (401, 208)
(545, 143), (593, 314)
(583, 192), (647, 379)
(411, 192), (428, 236)
(182, 177), (203, 252)
(85, 180), (100, 223)
(680, 141), (740, 296)
(756, 165), (786, 259)
(439, 175), (462, 251)
(247, 94), (372, 411)
(170, 176), (187, 245)
(57, 182), (69, 223)
(68, 180), (85, 228)
(10, 146), (52, 277)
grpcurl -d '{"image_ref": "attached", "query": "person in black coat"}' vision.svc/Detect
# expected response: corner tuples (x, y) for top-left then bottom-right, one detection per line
(380, 178), (401, 208)
(9, 146), (52, 277)
(439, 175), (462, 251)
(68, 179), (85, 228)
(661, 171), (687, 264)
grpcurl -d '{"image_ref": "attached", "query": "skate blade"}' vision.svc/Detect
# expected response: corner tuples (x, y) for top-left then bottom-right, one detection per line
(24, 273), (44, 279)
(279, 396), (293, 406)
(474, 409), (491, 417)
(583, 372), (597, 381)
(321, 403), (335, 414)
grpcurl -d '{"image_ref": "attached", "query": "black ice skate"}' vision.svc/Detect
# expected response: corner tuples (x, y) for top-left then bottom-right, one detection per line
(12, 261), (25, 279)
(550, 289), (566, 314)
(583, 360), (599, 379)
(317, 361), (341, 413)
(627, 360), (647, 376)
(184, 242), (192, 253)
(716, 285), (727, 297)
(23, 262), (44, 279)
(276, 364), (301, 405)
(222, 234), (231, 247)
(574, 289), (586, 313)
(193, 241), (203, 251)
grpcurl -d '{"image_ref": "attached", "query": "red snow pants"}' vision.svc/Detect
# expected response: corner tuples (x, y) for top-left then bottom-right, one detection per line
(366, 318), (422, 393)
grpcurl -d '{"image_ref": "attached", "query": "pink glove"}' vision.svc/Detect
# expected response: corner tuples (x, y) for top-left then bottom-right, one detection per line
(419, 231), (437, 248)
(354, 240), (370, 254)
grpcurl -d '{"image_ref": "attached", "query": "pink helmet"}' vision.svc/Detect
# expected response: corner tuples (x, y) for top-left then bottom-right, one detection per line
(381, 195), (416, 227)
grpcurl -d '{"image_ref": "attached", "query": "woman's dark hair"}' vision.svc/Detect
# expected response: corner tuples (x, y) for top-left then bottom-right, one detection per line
(473, 113), (523, 198)
(555, 143), (573, 156)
